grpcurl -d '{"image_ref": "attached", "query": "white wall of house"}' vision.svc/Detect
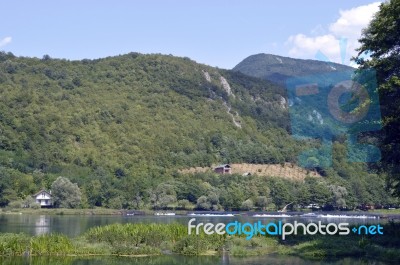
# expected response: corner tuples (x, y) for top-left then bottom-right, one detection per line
(35, 192), (52, 206)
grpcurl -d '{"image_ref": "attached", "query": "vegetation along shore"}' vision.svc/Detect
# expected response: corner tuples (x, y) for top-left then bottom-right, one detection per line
(0, 222), (399, 263)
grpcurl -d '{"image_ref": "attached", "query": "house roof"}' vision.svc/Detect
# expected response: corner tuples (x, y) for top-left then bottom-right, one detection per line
(32, 189), (51, 197)
(215, 164), (231, 169)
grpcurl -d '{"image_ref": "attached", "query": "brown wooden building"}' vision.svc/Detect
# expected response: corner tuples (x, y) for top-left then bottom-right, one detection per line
(214, 164), (232, 174)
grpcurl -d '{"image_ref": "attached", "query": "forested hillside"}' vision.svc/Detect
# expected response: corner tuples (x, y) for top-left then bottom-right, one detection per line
(0, 51), (395, 210)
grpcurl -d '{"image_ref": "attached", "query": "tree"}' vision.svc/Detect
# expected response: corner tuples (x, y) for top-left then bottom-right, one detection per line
(149, 183), (177, 209)
(241, 199), (254, 211)
(177, 199), (191, 210)
(255, 196), (269, 210)
(355, 0), (400, 196)
(23, 196), (36, 208)
(219, 185), (244, 210)
(196, 196), (211, 210)
(195, 191), (220, 211)
(51, 177), (82, 208)
(131, 192), (143, 209)
(107, 196), (123, 209)
(42, 54), (51, 61)
(304, 178), (331, 207)
(85, 180), (103, 207)
(329, 185), (348, 209)
(268, 178), (292, 210)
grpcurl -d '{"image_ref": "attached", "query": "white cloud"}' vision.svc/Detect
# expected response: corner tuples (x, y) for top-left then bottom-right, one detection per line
(329, 2), (381, 37)
(286, 2), (381, 65)
(0, 37), (12, 48)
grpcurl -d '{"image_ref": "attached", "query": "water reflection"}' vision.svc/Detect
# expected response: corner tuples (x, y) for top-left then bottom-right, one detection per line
(0, 214), (387, 237)
(0, 214), (393, 265)
(34, 215), (50, 235)
(0, 255), (390, 265)
(222, 250), (230, 265)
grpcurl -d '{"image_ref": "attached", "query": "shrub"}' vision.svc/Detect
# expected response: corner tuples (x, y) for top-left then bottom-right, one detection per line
(8, 200), (23, 209)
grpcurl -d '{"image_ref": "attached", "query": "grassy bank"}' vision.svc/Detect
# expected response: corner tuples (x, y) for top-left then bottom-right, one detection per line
(1, 207), (125, 216)
(372, 209), (400, 215)
(1, 207), (193, 216)
(0, 223), (224, 257)
(5, 207), (400, 218)
(0, 222), (399, 263)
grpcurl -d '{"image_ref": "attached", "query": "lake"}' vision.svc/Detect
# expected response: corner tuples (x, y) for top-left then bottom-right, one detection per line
(0, 255), (390, 265)
(0, 212), (385, 237)
(0, 213), (392, 265)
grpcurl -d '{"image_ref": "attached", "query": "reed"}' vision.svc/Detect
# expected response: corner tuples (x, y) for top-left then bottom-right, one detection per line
(0, 233), (30, 256)
(84, 223), (224, 255)
(0, 233), (74, 256)
(0, 222), (399, 262)
(30, 234), (74, 256)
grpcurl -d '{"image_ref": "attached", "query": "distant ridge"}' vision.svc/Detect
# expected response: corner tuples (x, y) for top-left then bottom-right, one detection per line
(233, 53), (354, 85)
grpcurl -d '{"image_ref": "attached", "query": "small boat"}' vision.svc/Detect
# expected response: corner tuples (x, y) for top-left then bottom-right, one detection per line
(317, 214), (378, 219)
(300, 213), (318, 218)
(252, 214), (292, 218)
(154, 212), (176, 216)
(187, 213), (235, 217)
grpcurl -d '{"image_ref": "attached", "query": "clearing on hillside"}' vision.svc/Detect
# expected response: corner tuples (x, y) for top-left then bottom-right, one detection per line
(179, 163), (321, 181)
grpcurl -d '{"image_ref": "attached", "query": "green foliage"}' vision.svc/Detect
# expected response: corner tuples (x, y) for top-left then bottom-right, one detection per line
(177, 199), (192, 210)
(0, 52), (305, 207)
(0, 233), (73, 256)
(84, 222), (224, 256)
(0, 222), (400, 262)
(0, 233), (30, 256)
(355, 0), (400, 196)
(149, 183), (177, 210)
(51, 177), (82, 208)
(0, 52), (396, 208)
(30, 234), (74, 256)
(255, 196), (270, 210)
(240, 199), (254, 211)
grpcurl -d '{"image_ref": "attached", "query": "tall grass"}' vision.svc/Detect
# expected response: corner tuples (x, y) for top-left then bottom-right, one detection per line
(0, 233), (30, 256)
(85, 223), (187, 247)
(84, 223), (224, 255)
(0, 222), (399, 262)
(0, 233), (73, 256)
(30, 234), (74, 256)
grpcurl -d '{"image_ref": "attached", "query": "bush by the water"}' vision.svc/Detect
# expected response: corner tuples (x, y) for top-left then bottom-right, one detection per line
(0, 233), (73, 256)
(0, 222), (399, 263)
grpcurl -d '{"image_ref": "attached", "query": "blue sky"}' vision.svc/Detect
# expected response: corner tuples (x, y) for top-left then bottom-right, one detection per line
(0, 0), (381, 68)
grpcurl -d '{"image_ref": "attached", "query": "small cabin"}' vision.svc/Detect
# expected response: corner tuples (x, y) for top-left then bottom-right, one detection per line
(33, 189), (52, 207)
(214, 164), (232, 174)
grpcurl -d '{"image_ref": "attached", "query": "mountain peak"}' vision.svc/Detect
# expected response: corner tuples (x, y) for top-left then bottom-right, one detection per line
(233, 53), (354, 85)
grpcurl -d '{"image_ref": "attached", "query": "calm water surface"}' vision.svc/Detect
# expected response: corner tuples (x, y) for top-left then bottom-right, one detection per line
(0, 214), (392, 265)
(0, 255), (391, 265)
(0, 213), (385, 237)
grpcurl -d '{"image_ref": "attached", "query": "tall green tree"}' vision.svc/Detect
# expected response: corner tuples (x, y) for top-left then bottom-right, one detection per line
(355, 0), (400, 195)
(51, 176), (82, 208)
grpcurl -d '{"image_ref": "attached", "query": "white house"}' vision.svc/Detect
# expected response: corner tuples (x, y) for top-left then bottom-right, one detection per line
(33, 189), (52, 207)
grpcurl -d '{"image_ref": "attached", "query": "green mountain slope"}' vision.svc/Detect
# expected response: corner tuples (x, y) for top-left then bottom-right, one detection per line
(0, 52), (301, 197)
(233, 53), (354, 85)
(0, 52), (297, 172)
(0, 52), (394, 209)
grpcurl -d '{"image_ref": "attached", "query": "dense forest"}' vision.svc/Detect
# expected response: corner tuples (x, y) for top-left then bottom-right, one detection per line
(0, 50), (396, 210)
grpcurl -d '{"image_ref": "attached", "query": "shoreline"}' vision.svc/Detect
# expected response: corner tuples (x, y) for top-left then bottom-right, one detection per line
(2, 208), (400, 219)
(0, 222), (399, 263)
